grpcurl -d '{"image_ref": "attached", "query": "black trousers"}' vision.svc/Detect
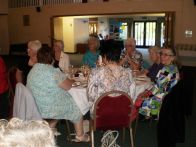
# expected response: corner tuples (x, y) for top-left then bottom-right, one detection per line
(0, 90), (9, 119)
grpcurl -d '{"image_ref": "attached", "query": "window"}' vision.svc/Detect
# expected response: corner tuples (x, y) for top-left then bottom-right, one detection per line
(134, 21), (156, 47)
(119, 22), (128, 40)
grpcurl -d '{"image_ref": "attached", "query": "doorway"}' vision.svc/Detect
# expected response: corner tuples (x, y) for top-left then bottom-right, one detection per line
(51, 12), (175, 53)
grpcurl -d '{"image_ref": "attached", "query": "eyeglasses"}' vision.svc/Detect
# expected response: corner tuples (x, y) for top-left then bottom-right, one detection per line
(160, 52), (173, 57)
(125, 45), (134, 48)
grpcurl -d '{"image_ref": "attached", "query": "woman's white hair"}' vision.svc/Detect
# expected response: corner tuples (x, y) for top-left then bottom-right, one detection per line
(0, 118), (56, 147)
(88, 35), (100, 49)
(124, 38), (136, 47)
(28, 40), (42, 51)
(148, 46), (161, 54)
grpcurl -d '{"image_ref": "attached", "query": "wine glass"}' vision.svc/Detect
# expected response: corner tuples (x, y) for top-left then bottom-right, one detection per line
(68, 65), (74, 78)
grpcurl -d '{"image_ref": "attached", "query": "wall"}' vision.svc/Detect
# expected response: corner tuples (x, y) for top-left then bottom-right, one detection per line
(5, 0), (196, 51)
(0, 0), (9, 54)
(53, 17), (63, 41)
(54, 17), (89, 53)
(178, 0), (196, 44)
(0, 15), (9, 54)
(74, 18), (89, 45)
(62, 17), (74, 53)
(0, 0), (8, 13)
(98, 17), (109, 39)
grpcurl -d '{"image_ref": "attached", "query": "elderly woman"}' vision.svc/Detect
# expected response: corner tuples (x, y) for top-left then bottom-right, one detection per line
(82, 35), (100, 68)
(53, 40), (70, 72)
(27, 46), (89, 142)
(0, 118), (56, 147)
(120, 38), (143, 70)
(146, 46), (163, 81)
(87, 40), (136, 114)
(27, 40), (42, 66)
(17, 40), (42, 84)
(137, 46), (163, 82)
(138, 47), (180, 117)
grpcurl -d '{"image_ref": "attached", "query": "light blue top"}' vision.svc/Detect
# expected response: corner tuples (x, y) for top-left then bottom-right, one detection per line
(27, 63), (82, 123)
(82, 49), (100, 68)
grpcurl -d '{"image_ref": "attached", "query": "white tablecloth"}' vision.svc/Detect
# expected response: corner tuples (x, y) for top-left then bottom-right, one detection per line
(134, 76), (153, 101)
(68, 86), (90, 115)
(68, 75), (152, 114)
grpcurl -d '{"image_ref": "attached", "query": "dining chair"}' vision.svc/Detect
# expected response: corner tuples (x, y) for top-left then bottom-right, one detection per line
(7, 66), (18, 117)
(13, 82), (72, 142)
(90, 90), (135, 147)
(13, 82), (42, 120)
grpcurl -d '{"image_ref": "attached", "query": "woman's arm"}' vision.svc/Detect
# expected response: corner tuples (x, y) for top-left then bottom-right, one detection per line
(55, 69), (74, 90)
(87, 69), (98, 106)
(58, 78), (74, 90)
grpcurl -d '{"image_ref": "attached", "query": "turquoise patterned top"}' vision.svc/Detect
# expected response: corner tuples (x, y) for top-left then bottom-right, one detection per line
(27, 63), (82, 123)
(82, 49), (100, 68)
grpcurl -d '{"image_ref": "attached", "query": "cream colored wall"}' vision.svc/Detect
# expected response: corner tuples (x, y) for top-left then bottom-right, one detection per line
(74, 18), (89, 44)
(54, 17), (63, 40)
(6, 0), (196, 51)
(176, 0), (196, 44)
(62, 17), (75, 53)
(98, 17), (109, 38)
(54, 17), (89, 53)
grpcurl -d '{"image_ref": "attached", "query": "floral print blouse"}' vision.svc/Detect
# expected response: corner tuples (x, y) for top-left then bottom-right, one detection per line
(120, 49), (143, 69)
(87, 65), (136, 113)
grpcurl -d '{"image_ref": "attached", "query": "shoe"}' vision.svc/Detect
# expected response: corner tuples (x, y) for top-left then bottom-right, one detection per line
(73, 133), (90, 142)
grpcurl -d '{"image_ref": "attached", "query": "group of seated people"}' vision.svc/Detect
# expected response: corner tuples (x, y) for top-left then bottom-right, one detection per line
(84, 36), (179, 119)
(0, 35), (180, 145)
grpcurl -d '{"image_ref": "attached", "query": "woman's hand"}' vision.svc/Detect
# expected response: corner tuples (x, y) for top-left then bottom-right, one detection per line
(58, 78), (75, 90)
(137, 91), (149, 100)
(128, 59), (140, 70)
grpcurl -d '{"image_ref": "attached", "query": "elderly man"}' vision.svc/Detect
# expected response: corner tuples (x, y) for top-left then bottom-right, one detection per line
(53, 40), (70, 72)
(120, 38), (143, 70)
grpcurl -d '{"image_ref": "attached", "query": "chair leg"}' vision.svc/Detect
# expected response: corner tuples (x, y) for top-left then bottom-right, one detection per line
(129, 127), (134, 147)
(90, 120), (94, 147)
(148, 116), (153, 128)
(91, 129), (94, 147)
(122, 127), (126, 143)
(133, 118), (138, 140)
(65, 120), (72, 143)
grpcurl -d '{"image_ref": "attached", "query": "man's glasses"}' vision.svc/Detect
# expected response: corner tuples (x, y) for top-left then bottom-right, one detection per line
(160, 52), (173, 57)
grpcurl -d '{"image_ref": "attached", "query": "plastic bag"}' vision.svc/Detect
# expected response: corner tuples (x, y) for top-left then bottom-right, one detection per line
(101, 130), (120, 147)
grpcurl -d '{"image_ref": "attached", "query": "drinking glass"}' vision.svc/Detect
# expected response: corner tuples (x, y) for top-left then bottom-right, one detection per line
(69, 65), (74, 78)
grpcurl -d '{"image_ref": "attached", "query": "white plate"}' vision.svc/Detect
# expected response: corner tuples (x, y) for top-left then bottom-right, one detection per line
(72, 81), (81, 87)
(73, 77), (87, 82)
